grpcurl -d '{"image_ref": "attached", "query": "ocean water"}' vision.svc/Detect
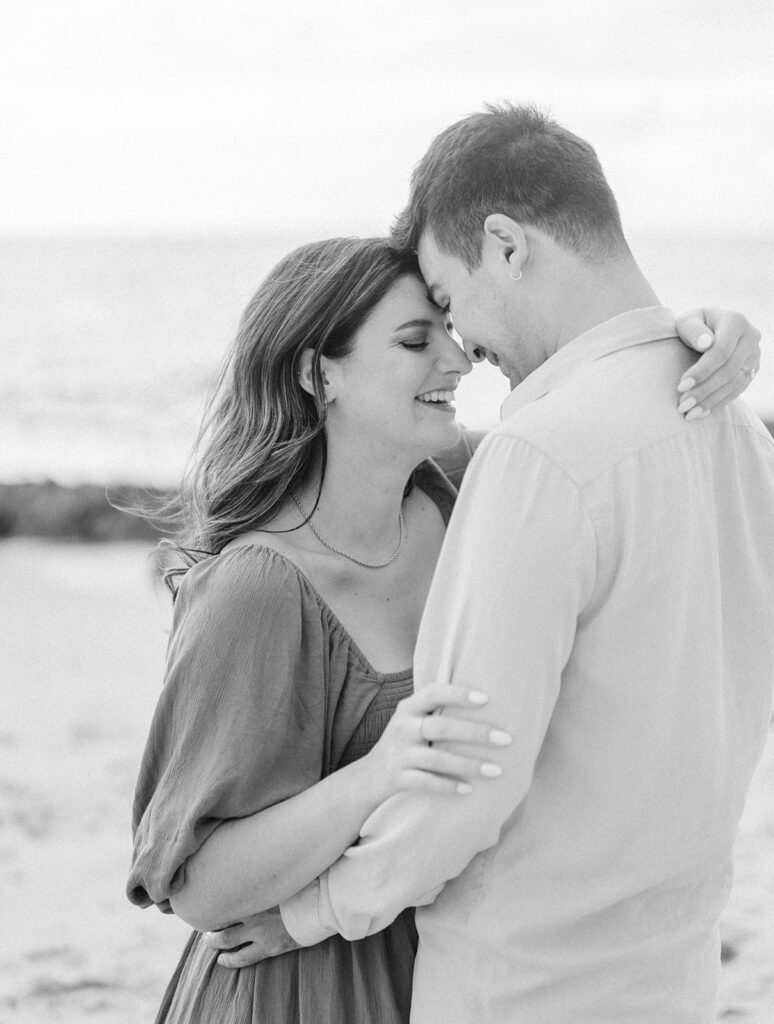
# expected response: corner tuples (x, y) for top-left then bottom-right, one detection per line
(2, 231), (772, 486)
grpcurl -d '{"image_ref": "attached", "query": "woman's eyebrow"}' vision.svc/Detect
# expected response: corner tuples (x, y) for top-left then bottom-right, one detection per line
(393, 318), (433, 333)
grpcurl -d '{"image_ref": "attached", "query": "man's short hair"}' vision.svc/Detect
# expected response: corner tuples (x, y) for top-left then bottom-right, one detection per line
(392, 103), (627, 268)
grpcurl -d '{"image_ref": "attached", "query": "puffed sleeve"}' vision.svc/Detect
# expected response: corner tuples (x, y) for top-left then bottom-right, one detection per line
(127, 546), (328, 913)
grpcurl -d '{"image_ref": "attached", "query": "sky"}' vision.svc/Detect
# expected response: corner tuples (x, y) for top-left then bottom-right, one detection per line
(1, 0), (772, 235)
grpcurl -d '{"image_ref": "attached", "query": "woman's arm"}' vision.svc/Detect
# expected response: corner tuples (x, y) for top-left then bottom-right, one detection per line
(675, 308), (761, 415)
(170, 755), (380, 932)
(169, 684), (510, 933)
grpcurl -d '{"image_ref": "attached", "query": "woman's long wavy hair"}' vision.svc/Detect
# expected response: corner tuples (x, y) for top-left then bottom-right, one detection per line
(156, 237), (419, 593)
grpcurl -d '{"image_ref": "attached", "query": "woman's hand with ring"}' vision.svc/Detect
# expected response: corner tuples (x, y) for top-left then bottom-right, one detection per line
(361, 683), (512, 802)
(675, 308), (762, 419)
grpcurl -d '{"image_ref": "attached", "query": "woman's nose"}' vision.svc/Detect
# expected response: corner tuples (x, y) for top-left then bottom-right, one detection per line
(439, 335), (474, 376)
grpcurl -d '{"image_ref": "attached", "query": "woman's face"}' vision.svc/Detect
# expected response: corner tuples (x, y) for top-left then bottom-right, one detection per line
(324, 274), (473, 460)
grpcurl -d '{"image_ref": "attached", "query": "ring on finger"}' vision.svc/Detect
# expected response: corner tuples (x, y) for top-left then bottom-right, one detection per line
(419, 714), (432, 743)
(741, 365), (757, 380)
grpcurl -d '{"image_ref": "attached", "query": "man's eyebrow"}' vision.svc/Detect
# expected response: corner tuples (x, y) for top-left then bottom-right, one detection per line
(393, 318), (433, 332)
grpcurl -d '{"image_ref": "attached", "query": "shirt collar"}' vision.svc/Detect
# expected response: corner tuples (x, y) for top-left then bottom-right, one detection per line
(501, 305), (678, 419)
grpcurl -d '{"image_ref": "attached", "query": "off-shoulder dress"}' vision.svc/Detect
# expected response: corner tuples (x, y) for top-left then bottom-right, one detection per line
(127, 431), (483, 1024)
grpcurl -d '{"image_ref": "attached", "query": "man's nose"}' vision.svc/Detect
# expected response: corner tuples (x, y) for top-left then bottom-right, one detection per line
(463, 339), (486, 364)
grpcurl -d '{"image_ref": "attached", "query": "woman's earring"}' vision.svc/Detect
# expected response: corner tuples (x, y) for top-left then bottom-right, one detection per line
(509, 268), (523, 282)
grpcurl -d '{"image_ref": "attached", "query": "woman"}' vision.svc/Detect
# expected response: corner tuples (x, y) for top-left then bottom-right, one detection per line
(128, 236), (759, 1023)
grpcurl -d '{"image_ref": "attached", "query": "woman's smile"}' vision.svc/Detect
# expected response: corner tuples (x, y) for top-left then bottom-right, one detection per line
(415, 387), (458, 413)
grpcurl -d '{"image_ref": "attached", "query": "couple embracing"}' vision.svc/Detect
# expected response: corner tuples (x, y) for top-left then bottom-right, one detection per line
(128, 104), (774, 1023)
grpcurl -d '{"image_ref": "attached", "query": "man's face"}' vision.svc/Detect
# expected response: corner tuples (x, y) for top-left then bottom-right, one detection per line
(417, 232), (536, 389)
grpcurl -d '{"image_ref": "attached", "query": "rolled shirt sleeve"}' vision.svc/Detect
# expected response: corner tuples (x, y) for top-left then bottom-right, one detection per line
(280, 431), (597, 943)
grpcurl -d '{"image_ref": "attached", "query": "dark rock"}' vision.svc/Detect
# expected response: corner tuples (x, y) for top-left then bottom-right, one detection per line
(0, 482), (171, 541)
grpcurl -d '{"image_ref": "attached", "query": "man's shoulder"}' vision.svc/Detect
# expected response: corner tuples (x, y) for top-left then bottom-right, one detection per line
(491, 339), (694, 487)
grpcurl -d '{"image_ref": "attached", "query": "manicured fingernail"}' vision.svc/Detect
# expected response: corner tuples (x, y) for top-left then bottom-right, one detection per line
(685, 406), (708, 421)
(677, 377), (695, 393)
(468, 690), (489, 705)
(457, 782), (473, 795)
(480, 762), (502, 777)
(489, 729), (512, 746)
(678, 397), (697, 414)
(696, 332), (713, 351)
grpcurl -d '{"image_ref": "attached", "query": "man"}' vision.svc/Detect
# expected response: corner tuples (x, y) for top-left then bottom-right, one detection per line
(212, 106), (773, 1022)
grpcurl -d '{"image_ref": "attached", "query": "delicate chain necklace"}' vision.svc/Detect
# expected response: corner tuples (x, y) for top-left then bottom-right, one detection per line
(290, 489), (406, 569)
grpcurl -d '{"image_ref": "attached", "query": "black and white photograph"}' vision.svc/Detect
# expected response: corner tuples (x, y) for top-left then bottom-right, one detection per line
(1, 2), (773, 1022)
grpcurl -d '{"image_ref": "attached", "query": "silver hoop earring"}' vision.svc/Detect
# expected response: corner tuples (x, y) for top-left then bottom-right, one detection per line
(509, 269), (523, 282)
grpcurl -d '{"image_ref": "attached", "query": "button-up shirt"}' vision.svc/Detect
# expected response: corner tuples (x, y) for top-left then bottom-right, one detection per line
(280, 306), (774, 1024)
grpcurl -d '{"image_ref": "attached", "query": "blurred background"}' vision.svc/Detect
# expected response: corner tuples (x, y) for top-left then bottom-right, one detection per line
(1, 1), (772, 1021)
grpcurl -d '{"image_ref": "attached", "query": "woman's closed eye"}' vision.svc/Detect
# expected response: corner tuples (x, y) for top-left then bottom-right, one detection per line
(400, 337), (429, 351)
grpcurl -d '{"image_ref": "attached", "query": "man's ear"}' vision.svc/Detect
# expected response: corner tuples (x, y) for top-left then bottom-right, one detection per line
(483, 214), (528, 278)
(298, 348), (334, 403)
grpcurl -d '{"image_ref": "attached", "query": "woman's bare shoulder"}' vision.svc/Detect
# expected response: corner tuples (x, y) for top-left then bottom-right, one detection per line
(222, 518), (317, 565)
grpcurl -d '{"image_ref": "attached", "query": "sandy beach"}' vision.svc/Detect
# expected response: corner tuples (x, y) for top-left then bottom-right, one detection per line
(1, 539), (772, 1023)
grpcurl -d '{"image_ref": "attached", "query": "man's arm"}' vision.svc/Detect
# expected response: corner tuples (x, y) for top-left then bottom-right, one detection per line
(280, 430), (597, 944)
